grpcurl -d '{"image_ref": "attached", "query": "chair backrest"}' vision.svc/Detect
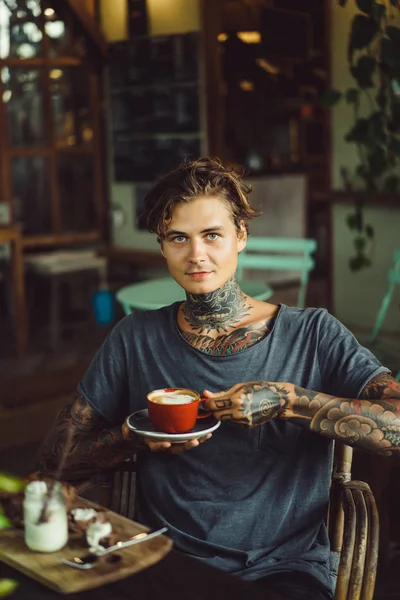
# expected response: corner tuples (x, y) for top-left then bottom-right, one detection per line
(237, 237), (317, 308)
(390, 249), (400, 284)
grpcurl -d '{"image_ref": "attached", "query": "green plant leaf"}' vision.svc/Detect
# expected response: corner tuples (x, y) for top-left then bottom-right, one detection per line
(0, 513), (11, 530)
(349, 255), (364, 271)
(0, 473), (25, 494)
(346, 214), (357, 230)
(348, 15), (379, 62)
(346, 88), (359, 104)
(349, 254), (372, 271)
(0, 579), (18, 598)
(381, 37), (400, 69)
(355, 163), (369, 183)
(351, 55), (376, 88)
(367, 146), (387, 177)
(365, 224), (374, 238)
(322, 89), (343, 107)
(356, 0), (374, 12)
(376, 86), (388, 110)
(345, 117), (369, 143)
(386, 25), (400, 43)
(368, 111), (386, 143)
(354, 236), (367, 253)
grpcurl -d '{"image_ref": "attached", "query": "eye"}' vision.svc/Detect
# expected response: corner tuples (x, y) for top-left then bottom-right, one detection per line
(172, 235), (187, 243)
(207, 233), (220, 240)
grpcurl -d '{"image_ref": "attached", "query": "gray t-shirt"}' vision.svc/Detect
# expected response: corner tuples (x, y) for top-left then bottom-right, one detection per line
(78, 303), (388, 591)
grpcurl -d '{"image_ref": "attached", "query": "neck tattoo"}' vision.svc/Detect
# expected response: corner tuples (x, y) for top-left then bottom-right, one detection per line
(182, 275), (250, 334)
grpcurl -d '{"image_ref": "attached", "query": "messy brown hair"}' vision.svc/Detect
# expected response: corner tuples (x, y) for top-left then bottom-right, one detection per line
(140, 157), (261, 242)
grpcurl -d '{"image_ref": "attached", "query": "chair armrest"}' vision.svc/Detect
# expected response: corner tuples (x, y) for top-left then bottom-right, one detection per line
(334, 480), (379, 600)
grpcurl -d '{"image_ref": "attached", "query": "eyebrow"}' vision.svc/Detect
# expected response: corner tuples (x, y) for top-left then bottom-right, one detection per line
(165, 226), (225, 239)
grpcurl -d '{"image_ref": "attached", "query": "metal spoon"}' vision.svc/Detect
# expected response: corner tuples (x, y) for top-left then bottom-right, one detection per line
(60, 526), (168, 569)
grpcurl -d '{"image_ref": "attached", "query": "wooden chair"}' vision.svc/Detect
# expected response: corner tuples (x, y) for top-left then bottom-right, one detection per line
(328, 444), (379, 600)
(89, 441), (379, 600)
(237, 236), (317, 308)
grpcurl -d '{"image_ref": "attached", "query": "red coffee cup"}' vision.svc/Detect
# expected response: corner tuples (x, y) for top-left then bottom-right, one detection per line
(146, 388), (211, 434)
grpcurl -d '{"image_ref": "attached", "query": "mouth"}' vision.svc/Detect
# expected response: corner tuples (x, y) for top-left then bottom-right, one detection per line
(186, 272), (213, 279)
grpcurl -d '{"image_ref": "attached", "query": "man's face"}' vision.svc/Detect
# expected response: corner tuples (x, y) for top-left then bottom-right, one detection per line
(161, 195), (247, 295)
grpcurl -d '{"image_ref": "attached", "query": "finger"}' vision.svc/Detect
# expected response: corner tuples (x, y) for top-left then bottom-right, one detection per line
(202, 383), (243, 400)
(212, 409), (237, 422)
(203, 395), (241, 412)
(169, 443), (191, 454)
(144, 439), (172, 452)
(144, 434), (213, 454)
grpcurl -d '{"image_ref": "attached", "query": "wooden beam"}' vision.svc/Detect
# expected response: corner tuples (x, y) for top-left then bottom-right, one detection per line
(59, 0), (108, 58)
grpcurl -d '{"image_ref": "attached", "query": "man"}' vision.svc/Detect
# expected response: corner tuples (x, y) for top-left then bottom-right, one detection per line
(37, 157), (400, 600)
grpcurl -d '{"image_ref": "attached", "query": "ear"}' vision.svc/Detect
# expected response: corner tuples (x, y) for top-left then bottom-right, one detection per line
(160, 243), (166, 258)
(237, 221), (247, 252)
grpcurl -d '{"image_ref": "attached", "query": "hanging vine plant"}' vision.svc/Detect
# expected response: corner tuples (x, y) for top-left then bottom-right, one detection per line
(324, 0), (400, 271)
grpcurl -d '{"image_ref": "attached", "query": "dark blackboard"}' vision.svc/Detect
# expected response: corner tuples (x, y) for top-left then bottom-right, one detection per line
(108, 32), (202, 182)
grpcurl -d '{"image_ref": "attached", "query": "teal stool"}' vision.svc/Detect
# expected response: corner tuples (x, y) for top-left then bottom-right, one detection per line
(369, 250), (400, 381)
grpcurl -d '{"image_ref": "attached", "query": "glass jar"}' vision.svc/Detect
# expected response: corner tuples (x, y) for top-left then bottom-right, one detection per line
(23, 480), (68, 552)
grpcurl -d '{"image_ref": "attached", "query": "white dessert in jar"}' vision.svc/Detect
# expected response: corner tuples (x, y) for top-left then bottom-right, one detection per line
(23, 480), (68, 552)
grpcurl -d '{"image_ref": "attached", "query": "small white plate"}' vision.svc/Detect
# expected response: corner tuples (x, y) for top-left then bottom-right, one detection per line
(127, 409), (221, 443)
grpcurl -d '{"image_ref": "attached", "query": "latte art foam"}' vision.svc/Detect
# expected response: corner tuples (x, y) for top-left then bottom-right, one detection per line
(151, 393), (196, 405)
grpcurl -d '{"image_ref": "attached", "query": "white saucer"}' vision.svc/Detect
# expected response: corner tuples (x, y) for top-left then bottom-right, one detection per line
(127, 409), (221, 443)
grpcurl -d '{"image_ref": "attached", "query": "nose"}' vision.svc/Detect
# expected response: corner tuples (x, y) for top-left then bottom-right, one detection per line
(188, 238), (206, 264)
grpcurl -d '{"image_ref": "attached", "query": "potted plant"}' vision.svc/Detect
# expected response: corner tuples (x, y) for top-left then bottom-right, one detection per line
(0, 472), (25, 597)
(324, 0), (400, 271)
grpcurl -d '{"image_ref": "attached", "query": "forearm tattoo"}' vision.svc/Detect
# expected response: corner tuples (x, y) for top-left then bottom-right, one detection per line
(284, 373), (400, 456)
(36, 394), (142, 480)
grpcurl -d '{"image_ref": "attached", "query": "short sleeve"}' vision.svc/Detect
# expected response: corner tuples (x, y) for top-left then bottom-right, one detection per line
(317, 311), (390, 398)
(77, 316), (132, 425)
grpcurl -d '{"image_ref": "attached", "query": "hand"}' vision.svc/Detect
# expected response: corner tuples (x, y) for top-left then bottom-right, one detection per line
(122, 418), (213, 454)
(142, 434), (213, 454)
(202, 381), (291, 427)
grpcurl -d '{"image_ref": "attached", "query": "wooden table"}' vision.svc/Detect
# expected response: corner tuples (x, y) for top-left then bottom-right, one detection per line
(0, 549), (284, 600)
(0, 224), (28, 356)
(0, 496), (285, 599)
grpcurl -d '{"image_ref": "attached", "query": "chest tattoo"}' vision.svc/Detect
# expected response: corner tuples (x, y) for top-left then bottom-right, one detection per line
(181, 318), (276, 356)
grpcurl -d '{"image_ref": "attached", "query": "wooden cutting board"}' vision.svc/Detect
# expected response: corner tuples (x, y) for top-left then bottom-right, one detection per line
(0, 497), (172, 594)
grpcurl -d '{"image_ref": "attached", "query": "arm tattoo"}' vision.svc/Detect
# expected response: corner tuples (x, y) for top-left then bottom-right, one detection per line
(36, 394), (142, 481)
(282, 373), (400, 456)
(218, 382), (290, 427)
